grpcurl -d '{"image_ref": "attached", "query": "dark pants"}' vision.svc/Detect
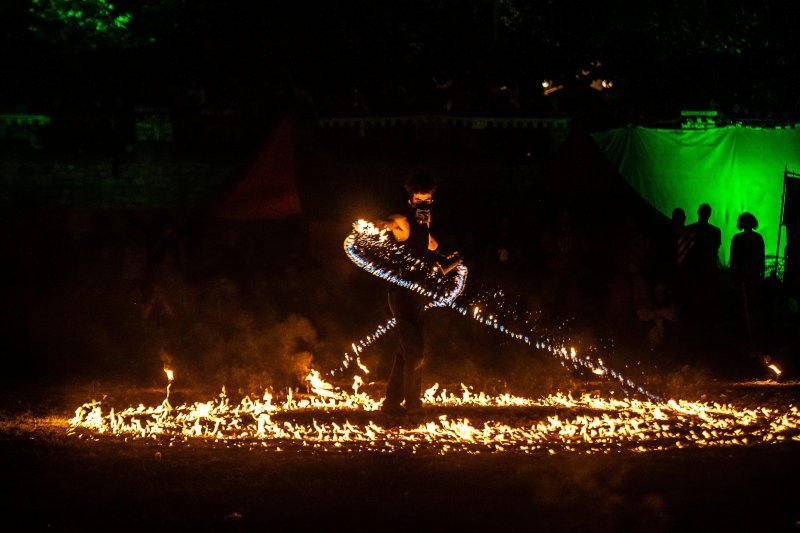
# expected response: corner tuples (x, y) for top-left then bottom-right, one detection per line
(736, 281), (764, 353)
(385, 289), (426, 409)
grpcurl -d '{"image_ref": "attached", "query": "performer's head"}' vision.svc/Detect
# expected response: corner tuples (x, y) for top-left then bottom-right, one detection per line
(404, 173), (437, 207)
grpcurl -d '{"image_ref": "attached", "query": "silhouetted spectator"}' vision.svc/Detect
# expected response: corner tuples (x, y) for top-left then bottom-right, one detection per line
(684, 203), (722, 349)
(730, 212), (765, 352)
(685, 203), (721, 279)
(731, 213), (765, 284)
(666, 207), (694, 318)
(670, 208), (693, 270)
(637, 281), (677, 347)
(609, 214), (657, 322)
(539, 209), (588, 317)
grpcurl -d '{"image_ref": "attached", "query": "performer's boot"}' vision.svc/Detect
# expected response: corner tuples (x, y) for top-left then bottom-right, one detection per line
(404, 356), (424, 414)
(382, 352), (406, 414)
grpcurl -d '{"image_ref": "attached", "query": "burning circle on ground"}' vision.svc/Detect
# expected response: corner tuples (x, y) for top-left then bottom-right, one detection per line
(69, 220), (800, 454)
(69, 368), (800, 455)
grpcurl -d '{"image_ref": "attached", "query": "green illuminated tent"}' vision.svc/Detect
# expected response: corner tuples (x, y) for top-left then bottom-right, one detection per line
(592, 126), (800, 268)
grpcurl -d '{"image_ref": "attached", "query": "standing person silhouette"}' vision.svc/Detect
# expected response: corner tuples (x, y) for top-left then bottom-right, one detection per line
(684, 204), (722, 350)
(540, 209), (588, 318)
(670, 208), (694, 272)
(376, 173), (456, 415)
(730, 212), (765, 352)
(667, 208), (693, 314)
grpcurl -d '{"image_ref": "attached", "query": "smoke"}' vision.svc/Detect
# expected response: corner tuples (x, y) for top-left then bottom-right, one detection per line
(197, 313), (321, 394)
(159, 350), (173, 371)
(18, 254), (356, 395)
(144, 272), (340, 394)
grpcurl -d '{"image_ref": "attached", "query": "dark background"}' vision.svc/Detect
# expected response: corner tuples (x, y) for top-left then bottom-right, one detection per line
(3, 0), (800, 122)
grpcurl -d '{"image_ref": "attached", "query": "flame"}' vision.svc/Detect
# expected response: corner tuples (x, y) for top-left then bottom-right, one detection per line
(768, 364), (782, 377)
(164, 368), (174, 382)
(305, 369), (339, 399)
(69, 366), (800, 455)
(352, 375), (364, 395)
(344, 220), (467, 307)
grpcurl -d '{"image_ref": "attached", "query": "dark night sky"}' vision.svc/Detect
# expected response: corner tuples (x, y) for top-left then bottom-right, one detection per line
(1, 0), (799, 121)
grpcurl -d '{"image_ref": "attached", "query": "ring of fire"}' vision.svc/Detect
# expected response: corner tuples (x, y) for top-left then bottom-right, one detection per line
(67, 220), (800, 454)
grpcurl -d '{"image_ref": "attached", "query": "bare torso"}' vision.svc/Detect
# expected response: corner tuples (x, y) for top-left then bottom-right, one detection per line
(381, 214), (439, 251)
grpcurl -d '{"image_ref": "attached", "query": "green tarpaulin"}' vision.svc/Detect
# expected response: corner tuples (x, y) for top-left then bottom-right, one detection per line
(592, 126), (800, 268)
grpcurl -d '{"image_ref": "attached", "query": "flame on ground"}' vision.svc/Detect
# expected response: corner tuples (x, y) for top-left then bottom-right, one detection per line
(69, 368), (800, 455)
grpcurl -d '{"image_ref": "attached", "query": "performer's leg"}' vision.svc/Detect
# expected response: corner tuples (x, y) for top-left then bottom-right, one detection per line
(404, 343), (424, 412)
(388, 291), (425, 410)
(384, 351), (405, 408)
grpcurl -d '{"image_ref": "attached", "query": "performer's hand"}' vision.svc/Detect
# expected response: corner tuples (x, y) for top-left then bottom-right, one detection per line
(435, 251), (462, 275)
(377, 219), (397, 231)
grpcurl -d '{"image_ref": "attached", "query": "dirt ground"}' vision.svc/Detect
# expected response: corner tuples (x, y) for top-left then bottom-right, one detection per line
(1, 381), (799, 532)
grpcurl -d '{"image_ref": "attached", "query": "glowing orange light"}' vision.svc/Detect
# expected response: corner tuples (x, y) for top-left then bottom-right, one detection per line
(69, 364), (800, 454)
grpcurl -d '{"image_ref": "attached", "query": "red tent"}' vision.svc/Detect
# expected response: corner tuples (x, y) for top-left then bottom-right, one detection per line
(214, 118), (303, 220)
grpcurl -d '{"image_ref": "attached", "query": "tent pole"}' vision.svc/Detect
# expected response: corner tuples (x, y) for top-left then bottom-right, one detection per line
(774, 165), (788, 278)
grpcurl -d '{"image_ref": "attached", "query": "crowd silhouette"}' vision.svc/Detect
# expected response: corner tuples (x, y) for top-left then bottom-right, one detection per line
(446, 200), (798, 377)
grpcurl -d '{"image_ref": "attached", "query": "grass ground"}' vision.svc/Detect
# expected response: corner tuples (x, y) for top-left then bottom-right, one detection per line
(2, 379), (799, 532)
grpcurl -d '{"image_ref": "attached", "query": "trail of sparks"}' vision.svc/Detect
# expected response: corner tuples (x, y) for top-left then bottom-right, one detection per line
(343, 219), (659, 400)
(330, 317), (395, 378)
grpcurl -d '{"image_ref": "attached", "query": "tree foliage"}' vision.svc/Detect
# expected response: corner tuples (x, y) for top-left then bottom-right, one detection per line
(26, 0), (187, 51)
(8, 0), (800, 116)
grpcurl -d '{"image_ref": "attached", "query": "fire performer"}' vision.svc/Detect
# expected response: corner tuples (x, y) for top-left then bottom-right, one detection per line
(377, 173), (458, 415)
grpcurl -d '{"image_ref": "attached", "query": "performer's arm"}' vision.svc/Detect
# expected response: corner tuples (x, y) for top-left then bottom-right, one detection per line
(428, 233), (439, 251)
(378, 215), (410, 242)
